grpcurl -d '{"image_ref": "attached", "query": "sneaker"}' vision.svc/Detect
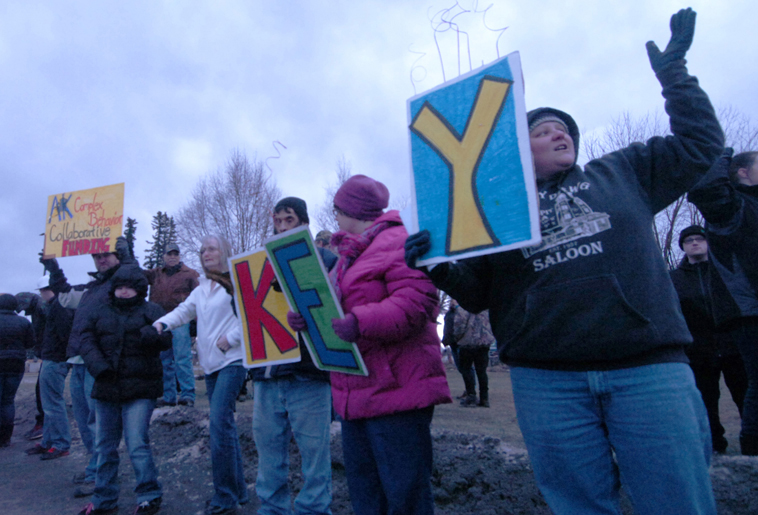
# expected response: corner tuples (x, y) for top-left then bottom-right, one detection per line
(455, 391), (468, 400)
(74, 484), (96, 498)
(460, 394), (478, 407)
(77, 502), (119, 514)
(177, 398), (194, 407)
(40, 447), (69, 460)
(134, 497), (162, 514)
(25, 443), (49, 455)
(25, 424), (43, 440)
(478, 399), (490, 408)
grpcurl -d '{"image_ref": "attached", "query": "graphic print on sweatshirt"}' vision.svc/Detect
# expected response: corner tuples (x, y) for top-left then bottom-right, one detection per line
(521, 182), (611, 271)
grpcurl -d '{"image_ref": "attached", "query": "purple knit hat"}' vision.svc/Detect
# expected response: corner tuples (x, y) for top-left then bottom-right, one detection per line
(333, 175), (389, 221)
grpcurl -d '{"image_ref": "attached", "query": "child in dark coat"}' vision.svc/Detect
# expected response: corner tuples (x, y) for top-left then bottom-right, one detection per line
(77, 265), (172, 515)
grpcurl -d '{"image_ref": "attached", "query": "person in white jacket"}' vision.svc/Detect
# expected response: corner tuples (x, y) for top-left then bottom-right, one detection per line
(153, 234), (248, 515)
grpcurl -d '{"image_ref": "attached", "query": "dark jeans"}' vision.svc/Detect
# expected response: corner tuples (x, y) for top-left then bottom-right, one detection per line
(731, 319), (758, 438)
(341, 407), (435, 515)
(34, 374), (44, 425)
(689, 353), (747, 449)
(459, 346), (489, 400)
(0, 372), (24, 428)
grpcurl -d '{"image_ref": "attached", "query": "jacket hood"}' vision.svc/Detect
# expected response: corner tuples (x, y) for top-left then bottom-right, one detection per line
(527, 107), (580, 164)
(110, 265), (149, 299)
(0, 293), (18, 311)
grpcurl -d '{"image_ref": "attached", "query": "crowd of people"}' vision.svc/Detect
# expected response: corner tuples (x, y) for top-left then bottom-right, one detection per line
(1, 6), (757, 515)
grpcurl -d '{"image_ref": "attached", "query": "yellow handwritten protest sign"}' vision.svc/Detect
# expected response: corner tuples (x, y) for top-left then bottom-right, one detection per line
(44, 183), (125, 258)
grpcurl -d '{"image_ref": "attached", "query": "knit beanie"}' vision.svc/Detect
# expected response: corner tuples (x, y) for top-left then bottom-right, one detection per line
(678, 225), (706, 249)
(526, 107), (580, 161)
(333, 175), (390, 221)
(274, 197), (309, 225)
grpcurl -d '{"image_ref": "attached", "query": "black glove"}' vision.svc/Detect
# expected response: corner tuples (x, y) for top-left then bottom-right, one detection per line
(404, 230), (432, 269)
(97, 369), (117, 382)
(688, 148), (737, 224)
(39, 252), (60, 274)
(140, 325), (160, 345)
(646, 8), (696, 73)
(713, 147), (734, 173)
(114, 236), (134, 265)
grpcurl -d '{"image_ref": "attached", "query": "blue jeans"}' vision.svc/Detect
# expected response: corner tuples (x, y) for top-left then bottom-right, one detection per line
(0, 372), (23, 428)
(253, 378), (332, 515)
(341, 407), (435, 515)
(40, 360), (71, 451)
(92, 398), (162, 510)
(161, 323), (195, 403)
(510, 363), (716, 515)
(205, 364), (248, 509)
(70, 364), (98, 481)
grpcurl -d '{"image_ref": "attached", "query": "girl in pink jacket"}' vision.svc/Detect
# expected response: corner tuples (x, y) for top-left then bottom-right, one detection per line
(328, 175), (451, 515)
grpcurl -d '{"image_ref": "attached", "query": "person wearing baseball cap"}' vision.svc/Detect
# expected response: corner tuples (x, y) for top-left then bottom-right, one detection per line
(144, 243), (200, 408)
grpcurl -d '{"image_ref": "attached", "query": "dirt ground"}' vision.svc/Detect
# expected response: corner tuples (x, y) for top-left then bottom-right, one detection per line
(1, 362), (756, 514)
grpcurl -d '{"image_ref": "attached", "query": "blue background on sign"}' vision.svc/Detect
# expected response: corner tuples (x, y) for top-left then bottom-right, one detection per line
(410, 58), (530, 258)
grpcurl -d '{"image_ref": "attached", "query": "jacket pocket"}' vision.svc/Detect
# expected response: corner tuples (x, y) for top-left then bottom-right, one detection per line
(505, 274), (659, 363)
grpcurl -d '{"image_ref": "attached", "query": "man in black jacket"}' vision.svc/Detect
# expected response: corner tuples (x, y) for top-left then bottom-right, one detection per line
(0, 294), (35, 447)
(689, 150), (758, 455)
(670, 225), (747, 453)
(41, 236), (132, 491)
(24, 276), (76, 460)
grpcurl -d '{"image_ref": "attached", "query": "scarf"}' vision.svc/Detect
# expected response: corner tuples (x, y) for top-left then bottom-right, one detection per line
(329, 219), (400, 301)
(205, 270), (237, 316)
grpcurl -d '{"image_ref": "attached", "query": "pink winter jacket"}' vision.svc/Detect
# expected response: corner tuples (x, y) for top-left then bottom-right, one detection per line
(330, 210), (452, 420)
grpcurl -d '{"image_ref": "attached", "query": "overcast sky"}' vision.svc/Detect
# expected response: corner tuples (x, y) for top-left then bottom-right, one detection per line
(2, 0), (756, 294)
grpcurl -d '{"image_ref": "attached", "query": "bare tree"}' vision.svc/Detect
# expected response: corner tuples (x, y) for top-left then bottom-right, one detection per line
(718, 105), (758, 153)
(314, 156), (353, 233)
(581, 106), (756, 270)
(175, 150), (280, 269)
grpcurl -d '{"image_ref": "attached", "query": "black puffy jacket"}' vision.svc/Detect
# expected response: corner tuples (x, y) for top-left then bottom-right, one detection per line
(0, 294), (34, 374)
(79, 265), (172, 403)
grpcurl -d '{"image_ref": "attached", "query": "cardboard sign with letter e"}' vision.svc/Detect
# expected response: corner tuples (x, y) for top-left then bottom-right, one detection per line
(264, 226), (367, 376)
(406, 51), (540, 266)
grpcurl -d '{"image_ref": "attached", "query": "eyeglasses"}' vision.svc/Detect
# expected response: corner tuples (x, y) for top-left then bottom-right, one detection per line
(683, 236), (705, 244)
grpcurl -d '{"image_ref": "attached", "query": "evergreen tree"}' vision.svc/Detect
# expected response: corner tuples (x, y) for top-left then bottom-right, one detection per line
(144, 211), (178, 269)
(124, 217), (138, 260)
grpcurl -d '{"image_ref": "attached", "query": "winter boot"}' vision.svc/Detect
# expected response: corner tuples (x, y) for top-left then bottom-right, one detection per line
(460, 394), (478, 407)
(740, 434), (758, 456)
(0, 424), (13, 447)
